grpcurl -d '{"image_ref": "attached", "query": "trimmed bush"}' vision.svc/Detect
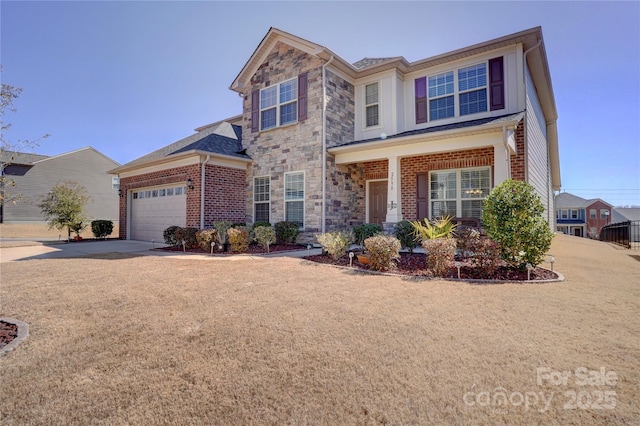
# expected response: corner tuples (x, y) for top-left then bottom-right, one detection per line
(212, 221), (233, 245)
(196, 228), (218, 252)
(353, 223), (383, 247)
(275, 221), (300, 244)
(394, 220), (418, 253)
(253, 225), (276, 251)
(227, 227), (250, 253)
(163, 225), (181, 246)
(482, 179), (554, 269)
(252, 221), (272, 230)
(174, 227), (199, 249)
(364, 235), (401, 271)
(423, 237), (457, 277)
(316, 231), (353, 260)
(457, 229), (501, 278)
(91, 220), (113, 239)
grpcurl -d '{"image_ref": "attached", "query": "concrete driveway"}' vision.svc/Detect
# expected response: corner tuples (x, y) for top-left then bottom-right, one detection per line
(0, 239), (162, 262)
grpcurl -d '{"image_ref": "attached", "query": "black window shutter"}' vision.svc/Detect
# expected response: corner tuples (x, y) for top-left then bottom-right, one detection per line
(298, 72), (308, 121)
(251, 90), (260, 132)
(489, 57), (505, 111)
(415, 77), (427, 124)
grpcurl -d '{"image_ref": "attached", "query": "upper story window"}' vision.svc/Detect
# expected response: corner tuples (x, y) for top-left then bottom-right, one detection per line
(600, 209), (609, 219)
(570, 209), (579, 220)
(365, 82), (379, 127)
(458, 63), (487, 116)
(417, 56), (503, 124)
(260, 78), (297, 130)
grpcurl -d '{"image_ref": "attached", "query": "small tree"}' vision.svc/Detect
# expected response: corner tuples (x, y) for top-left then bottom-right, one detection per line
(482, 179), (554, 269)
(38, 181), (91, 240)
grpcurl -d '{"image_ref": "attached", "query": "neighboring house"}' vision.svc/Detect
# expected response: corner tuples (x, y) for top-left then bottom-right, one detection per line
(112, 26), (561, 243)
(613, 208), (640, 223)
(0, 147), (120, 237)
(555, 192), (612, 238)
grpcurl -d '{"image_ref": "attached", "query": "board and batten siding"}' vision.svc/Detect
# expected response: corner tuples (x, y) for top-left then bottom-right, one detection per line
(3, 147), (120, 224)
(525, 67), (554, 228)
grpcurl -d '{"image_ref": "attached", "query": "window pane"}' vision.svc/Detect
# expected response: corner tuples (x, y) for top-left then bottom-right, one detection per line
(254, 177), (270, 202)
(460, 89), (487, 116)
(366, 104), (379, 127)
(429, 96), (454, 120)
(431, 201), (456, 219)
(458, 63), (487, 91)
(255, 203), (270, 223)
(461, 169), (490, 198)
(280, 102), (298, 125)
(462, 200), (484, 219)
(167, 188), (174, 196)
(430, 171), (456, 200)
(261, 108), (276, 130)
(365, 83), (378, 105)
(286, 201), (304, 227)
(285, 172), (304, 200)
(279, 80), (297, 103)
(261, 86), (277, 109)
(428, 72), (454, 98)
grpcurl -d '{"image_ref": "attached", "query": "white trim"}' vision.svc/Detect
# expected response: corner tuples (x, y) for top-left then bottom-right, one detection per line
(260, 77), (298, 131)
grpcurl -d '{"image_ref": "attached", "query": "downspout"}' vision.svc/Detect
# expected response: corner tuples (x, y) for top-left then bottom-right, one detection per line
(200, 154), (211, 229)
(522, 38), (542, 183)
(321, 55), (334, 234)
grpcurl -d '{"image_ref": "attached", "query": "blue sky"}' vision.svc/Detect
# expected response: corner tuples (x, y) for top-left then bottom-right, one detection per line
(2, 1), (639, 206)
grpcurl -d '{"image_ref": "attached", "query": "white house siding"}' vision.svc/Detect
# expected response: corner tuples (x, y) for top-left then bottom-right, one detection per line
(525, 67), (554, 228)
(3, 147), (119, 224)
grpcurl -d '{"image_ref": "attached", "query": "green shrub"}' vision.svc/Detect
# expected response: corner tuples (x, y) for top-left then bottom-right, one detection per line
(196, 228), (218, 252)
(394, 220), (418, 253)
(227, 227), (250, 253)
(212, 221), (233, 245)
(482, 179), (554, 269)
(411, 216), (458, 242)
(231, 222), (247, 228)
(253, 225), (276, 251)
(163, 225), (181, 246)
(252, 221), (272, 230)
(423, 237), (457, 277)
(174, 227), (199, 249)
(316, 231), (353, 260)
(275, 221), (300, 244)
(91, 220), (113, 239)
(364, 235), (401, 271)
(353, 223), (383, 246)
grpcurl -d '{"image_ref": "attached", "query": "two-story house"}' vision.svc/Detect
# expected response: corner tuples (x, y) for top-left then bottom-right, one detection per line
(555, 192), (612, 238)
(111, 26), (561, 243)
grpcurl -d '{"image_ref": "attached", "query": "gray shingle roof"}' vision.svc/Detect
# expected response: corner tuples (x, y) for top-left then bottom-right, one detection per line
(171, 131), (246, 158)
(0, 151), (50, 165)
(334, 112), (524, 148)
(352, 57), (400, 69)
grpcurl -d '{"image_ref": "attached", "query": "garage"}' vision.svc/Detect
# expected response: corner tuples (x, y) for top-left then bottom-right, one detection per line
(130, 184), (186, 242)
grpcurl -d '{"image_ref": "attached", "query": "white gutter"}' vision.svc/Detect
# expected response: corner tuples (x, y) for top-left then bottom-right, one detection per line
(522, 38), (542, 183)
(502, 126), (511, 179)
(321, 55), (334, 234)
(200, 154), (211, 229)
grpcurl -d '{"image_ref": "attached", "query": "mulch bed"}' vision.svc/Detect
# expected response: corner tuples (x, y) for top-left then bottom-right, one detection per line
(304, 252), (557, 281)
(0, 321), (18, 349)
(160, 243), (306, 255)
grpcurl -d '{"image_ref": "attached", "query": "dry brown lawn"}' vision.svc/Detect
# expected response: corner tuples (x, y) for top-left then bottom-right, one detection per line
(1, 234), (638, 425)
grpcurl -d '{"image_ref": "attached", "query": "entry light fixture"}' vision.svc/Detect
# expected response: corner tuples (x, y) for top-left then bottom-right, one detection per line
(118, 189), (123, 198)
(187, 178), (194, 190)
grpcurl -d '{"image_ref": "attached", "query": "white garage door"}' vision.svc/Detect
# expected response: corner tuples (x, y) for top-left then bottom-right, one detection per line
(130, 185), (187, 242)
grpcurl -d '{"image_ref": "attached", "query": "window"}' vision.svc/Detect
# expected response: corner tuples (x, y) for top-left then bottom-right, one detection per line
(260, 78), (297, 130)
(458, 63), (487, 116)
(561, 210), (568, 219)
(430, 168), (490, 219)
(365, 83), (379, 127)
(600, 209), (609, 219)
(167, 188), (174, 196)
(254, 176), (270, 223)
(429, 71), (454, 120)
(285, 172), (304, 228)
(571, 210), (579, 220)
(175, 187), (183, 195)
(590, 209), (596, 219)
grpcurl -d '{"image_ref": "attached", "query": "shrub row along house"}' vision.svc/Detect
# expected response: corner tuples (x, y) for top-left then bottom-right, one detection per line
(110, 27), (561, 243)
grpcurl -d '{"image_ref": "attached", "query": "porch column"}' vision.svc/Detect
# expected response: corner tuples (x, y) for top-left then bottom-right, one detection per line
(385, 155), (402, 224)
(494, 143), (510, 185)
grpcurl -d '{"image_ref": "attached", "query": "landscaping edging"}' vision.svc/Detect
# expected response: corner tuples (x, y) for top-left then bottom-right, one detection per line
(302, 259), (565, 284)
(0, 317), (29, 356)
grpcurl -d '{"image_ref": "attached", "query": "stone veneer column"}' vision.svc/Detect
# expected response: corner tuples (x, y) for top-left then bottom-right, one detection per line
(385, 156), (402, 224)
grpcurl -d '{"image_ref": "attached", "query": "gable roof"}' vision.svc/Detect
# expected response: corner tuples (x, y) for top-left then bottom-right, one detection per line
(555, 192), (613, 209)
(0, 151), (50, 165)
(109, 121), (249, 174)
(613, 208), (640, 222)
